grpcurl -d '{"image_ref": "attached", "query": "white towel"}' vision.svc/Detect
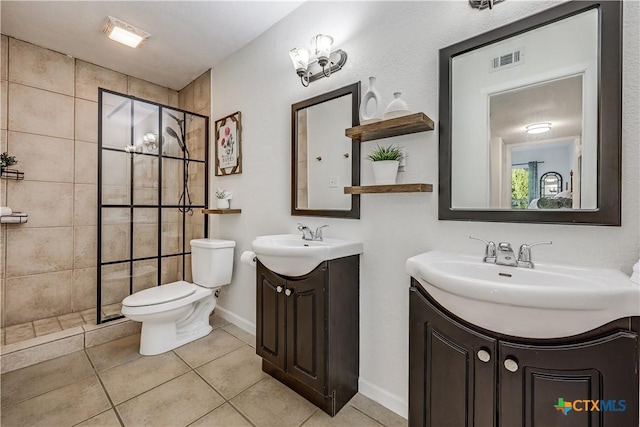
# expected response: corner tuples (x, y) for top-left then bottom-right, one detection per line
(0, 207), (12, 217)
(631, 261), (640, 285)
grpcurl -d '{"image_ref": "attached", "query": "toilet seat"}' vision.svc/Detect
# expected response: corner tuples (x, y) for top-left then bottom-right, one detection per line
(123, 281), (196, 307)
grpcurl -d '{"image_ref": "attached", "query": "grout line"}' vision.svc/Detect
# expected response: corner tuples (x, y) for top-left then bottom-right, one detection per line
(82, 348), (125, 427)
(349, 405), (387, 427)
(227, 397), (259, 427)
(298, 407), (320, 427)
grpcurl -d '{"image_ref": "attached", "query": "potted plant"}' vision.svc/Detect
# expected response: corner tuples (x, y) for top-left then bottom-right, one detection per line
(215, 188), (232, 209)
(366, 144), (403, 185)
(1, 152), (18, 175)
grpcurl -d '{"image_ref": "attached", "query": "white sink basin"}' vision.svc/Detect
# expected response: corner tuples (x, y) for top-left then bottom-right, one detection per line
(251, 234), (363, 277)
(406, 251), (640, 338)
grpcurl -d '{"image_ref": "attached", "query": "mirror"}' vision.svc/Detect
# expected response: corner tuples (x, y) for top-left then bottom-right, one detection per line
(292, 82), (361, 218)
(439, 0), (622, 225)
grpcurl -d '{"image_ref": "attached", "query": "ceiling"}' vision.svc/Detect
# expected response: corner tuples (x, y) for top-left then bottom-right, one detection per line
(0, 1), (304, 90)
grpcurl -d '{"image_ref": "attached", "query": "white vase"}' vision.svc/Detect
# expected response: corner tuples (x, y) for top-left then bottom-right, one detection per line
(216, 199), (230, 209)
(360, 76), (381, 124)
(371, 160), (399, 185)
(383, 92), (411, 120)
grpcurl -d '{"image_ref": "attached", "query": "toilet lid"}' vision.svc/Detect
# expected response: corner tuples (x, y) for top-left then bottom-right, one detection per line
(123, 281), (196, 307)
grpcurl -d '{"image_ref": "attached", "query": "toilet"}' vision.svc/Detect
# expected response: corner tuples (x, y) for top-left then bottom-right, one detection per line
(121, 238), (235, 355)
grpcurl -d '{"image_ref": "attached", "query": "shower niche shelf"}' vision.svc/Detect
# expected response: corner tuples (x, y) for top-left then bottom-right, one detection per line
(1, 169), (24, 180)
(202, 209), (242, 215)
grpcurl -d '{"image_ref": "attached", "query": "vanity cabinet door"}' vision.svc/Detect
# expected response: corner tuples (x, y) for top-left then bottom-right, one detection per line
(498, 332), (639, 427)
(256, 262), (287, 371)
(285, 264), (327, 394)
(409, 287), (497, 427)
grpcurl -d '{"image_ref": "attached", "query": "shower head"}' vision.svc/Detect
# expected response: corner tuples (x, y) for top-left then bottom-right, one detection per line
(165, 127), (188, 155)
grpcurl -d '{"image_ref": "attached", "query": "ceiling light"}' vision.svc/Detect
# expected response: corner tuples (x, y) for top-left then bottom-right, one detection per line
(289, 34), (347, 87)
(104, 16), (150, 48)
(526, 122), (552, 134)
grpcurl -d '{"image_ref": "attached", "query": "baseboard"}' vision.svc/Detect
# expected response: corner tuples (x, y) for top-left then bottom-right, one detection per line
(214, 305), (256, 336)
(358, 377), (408, 419)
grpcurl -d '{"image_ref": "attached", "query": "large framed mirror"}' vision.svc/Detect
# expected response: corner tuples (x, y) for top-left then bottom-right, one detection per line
(292, 82), (361, 219)
(439, 0), (622, 225)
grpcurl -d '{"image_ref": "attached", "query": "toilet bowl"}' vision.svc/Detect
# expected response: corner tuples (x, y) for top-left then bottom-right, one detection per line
(122, 238), (235, 355)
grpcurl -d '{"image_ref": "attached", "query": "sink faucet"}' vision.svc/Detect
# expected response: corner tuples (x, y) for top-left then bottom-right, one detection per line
(496, 242), (518, 267)
(469, 236), (496, 263)
(297, 223), (329, 241)
(517, 241), (552, 268)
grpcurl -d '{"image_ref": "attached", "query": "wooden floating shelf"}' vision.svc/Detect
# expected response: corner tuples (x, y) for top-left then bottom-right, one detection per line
(201, 209), (242, 214)
(345, 112), (435, 142)
(344, 183), (433, 194)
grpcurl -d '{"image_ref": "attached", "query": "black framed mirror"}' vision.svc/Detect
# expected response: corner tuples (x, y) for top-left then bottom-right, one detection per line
(291, 82), (361, 219)
(439, 0), (622, 225)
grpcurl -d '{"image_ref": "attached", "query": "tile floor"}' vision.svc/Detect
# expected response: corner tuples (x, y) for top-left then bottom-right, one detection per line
(1, 314), (408, 427)
(1, 304), (122, 345)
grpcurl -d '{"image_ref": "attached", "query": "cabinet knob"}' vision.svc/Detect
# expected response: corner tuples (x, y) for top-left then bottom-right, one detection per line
(276, 286), (283, 293)
(477, 349), (491, 362)
(285, 289), (292, 296)
(504, 358), (519, 372)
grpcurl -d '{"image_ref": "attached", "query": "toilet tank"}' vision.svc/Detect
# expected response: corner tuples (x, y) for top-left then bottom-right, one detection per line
(190, 239), (235, 288)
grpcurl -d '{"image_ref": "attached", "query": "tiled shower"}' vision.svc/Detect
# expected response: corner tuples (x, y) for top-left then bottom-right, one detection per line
(0, 35), (211, 346)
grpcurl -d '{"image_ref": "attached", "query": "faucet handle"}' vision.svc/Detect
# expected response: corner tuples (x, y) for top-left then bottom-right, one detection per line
(469, 236), (497, 263)
(314, 225), (329, 241)
(517, 241), (552, 268)
(297, 223), (307, 231)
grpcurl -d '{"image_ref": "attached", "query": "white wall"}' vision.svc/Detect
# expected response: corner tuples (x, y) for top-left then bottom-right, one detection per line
(209, 1), (640, 418)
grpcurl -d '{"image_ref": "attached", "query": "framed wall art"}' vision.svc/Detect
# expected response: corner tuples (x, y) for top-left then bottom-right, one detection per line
(215, 111), (242, 175)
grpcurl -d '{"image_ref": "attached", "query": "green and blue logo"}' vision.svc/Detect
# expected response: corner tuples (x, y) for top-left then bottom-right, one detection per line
(554, 398), (627, 415)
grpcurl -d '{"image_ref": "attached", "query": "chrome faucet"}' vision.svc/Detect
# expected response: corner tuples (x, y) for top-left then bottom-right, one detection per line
(517, 241), (552, 268)
(297, 223), (329, 241)
(496, 242), (518, 267)
(469, 236), (497, 263)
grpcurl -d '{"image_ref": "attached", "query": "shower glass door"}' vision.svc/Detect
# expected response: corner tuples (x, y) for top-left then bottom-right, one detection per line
(98, 89), (209, 323)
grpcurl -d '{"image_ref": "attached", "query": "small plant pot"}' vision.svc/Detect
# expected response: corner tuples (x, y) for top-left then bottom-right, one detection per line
(216, 199), (230, 209)
(371, 160), (399, 185)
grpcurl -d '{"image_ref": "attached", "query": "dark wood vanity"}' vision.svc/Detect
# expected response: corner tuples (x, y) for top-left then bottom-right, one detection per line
(255, 256), (360, 416)
(409, 278), (639, 427)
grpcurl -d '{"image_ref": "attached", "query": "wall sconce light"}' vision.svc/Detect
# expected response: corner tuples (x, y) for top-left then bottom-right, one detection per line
(103, 16), (150, 48)
(525, 122), (552, 134)
(289, 34), (347, 87)
(469, 0), (504, 10)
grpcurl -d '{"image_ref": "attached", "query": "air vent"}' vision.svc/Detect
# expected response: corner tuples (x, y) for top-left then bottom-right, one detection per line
(490, 48), (524, 72)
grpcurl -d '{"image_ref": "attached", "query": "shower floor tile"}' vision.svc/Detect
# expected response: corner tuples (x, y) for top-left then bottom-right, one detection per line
(33, 317), (63, 336)
(0, 319), (407, 427)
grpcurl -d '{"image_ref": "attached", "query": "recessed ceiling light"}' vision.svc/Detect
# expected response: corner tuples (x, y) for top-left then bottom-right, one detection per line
(103, 16), (150, 48)
(525, 122), (552, 134)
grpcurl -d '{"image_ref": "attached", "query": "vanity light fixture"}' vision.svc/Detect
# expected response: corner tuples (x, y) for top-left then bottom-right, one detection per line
(525, 122), (552, 134)
(103, 16), (150, 48)
(289, 34), (347, 87)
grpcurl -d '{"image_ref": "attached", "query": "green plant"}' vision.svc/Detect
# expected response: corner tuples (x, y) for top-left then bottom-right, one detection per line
(215, 188), (228, 199)
(0, 152), (18, 168)
(366, 144), (403, 162)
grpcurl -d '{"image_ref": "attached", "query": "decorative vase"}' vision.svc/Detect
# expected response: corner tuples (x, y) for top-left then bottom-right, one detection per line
(216, 199), (230, 209)
(360, 76), (382, 124)
(371, 160), (399, 185)
(383, 92), (411, 120)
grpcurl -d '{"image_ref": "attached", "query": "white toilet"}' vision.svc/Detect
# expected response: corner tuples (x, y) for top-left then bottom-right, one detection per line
(121, 238), (235, 355)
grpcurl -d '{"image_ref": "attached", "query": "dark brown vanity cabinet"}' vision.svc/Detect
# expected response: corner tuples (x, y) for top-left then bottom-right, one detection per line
(256, 256), (359, 416)
(409, 280), (639, 427)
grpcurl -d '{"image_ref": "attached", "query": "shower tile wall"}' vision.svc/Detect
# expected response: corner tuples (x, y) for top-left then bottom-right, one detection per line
(0, 35), (193, 330)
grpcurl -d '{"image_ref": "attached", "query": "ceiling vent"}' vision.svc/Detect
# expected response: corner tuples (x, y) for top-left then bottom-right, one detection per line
(490, 48), (524, 72)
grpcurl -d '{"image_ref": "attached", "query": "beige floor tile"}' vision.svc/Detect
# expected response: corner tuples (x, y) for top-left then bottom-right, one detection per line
(1, 350), (94, 406)
(210, 312), (230, 329)
(99, 351), (190, 405)
(221, 323), (256, 347)
(302, 406), (383, 426)
(174, 329), (244, 368)
(102, 302), (122, 318)
(0, 375), (110, 427)
(231, 378), (317, 427)
(80, 308), (97, 324)
(86, 333), (141, 371)
(190, 403), (252, 427)
(33, 317), (62, 336)
(348, 394), (408, 427)
(116, 371), (224, 427)
(4, 322), (34, 344)
(58, 312), (86, 330)
(75, 409), (122, 427)
(196, 345), (267, 399)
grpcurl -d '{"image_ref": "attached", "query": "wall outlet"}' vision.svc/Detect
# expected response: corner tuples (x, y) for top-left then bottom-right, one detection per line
(398, 149), (407, 172)
(329, 176), (339, 188)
